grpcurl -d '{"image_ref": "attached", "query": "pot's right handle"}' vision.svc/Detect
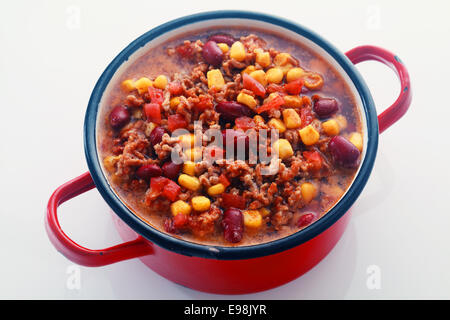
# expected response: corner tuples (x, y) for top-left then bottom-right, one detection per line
(46, 172), (153, 267)
(346, 45), (412, 133)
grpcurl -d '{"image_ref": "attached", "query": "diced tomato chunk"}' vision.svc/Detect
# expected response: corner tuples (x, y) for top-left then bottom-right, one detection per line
(242, 73), (266, 97)
(218, 174), (231, 187)
(148, 86), (164, 106)
(303, 151), (323, 171)
(167, 114), (188, 132)
(284, 79), (304, 95)
(144, 103), (161, 124)
(149, 176), (168, 195)
(150, 177), (181, 201)
(256, 95), (285, 114)
(221, 193), (246, 209)
(162, 180), (181, 201)
(168, 81), (183, 95)
(235, 116), (255, 131)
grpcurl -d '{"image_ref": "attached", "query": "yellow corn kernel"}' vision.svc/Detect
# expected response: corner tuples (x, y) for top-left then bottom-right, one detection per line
(249, 70), (267, 86)
(322, 119), (340, 136)
(237, 91), (257, 109)
(286, 67), (305, 83)
(336, 115), (348, 130)
(103, 155), (121, 173)
(191, 196), (211, 212)
(301, 182), (317, 204)
(183, 161), (196, 176)
(184, 148), (202, 162)
(170, 200), (191, 216)
(273, 138), (294, 160)
(121, 79), (135, 92)
(178, 174), (201, 191)
(170, 97), (180, 109)
(153, 75), (168, 89)
(207, 183), (226, 196)
(349, 132), (363, 151)
(242, 65), (257, 75)
(179, 133), (195, 148)
(299, 125), (320, 146)
(268, 118), (286, 133)
(230, 41), (246, 61)
(217, 43), (229, 53)
(283, 95), (303, 108)
(282, 108), (302, 129)
(254, 48), (271, 68)
(274, 52), (291, 66)
(243, 210), (263, 228)
(266, 67), (284, 84)
(207, 69), (225, 90)
(253, 115), (265, 124)
(259, 207), (271, 217)
(134, 77), (152, 94)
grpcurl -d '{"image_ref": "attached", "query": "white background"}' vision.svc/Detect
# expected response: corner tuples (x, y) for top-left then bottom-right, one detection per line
(1, 0), (449, 299)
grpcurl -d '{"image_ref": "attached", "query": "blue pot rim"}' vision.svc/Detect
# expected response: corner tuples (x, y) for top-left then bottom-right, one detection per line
(84, 10), (378, 260)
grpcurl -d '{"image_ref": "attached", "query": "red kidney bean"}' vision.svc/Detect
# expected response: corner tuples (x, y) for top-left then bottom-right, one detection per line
(297, 213), (315, 228)
(222, 208), (244, 243)
(216, 101), (254, 122)
(162, 161), (182, 180)
(207, 34), (235, 46)
(136, 164), (162, 180)
(313, 98), (339, 119)
(202, 41), (224, 66)
(149, 126), (167, 146)
(328, 136), (361, 168)
(109, 106), (130, 129)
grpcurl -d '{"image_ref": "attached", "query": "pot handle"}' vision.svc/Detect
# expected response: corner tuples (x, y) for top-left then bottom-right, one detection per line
(345, 45), (412, 133)
(46, 172), (153, 267)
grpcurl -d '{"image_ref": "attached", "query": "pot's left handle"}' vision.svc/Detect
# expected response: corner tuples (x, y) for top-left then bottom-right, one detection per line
(46, 172), (153, 267)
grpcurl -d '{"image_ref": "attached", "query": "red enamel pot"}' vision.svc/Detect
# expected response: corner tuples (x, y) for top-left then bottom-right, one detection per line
(46, 11), (411, 294)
